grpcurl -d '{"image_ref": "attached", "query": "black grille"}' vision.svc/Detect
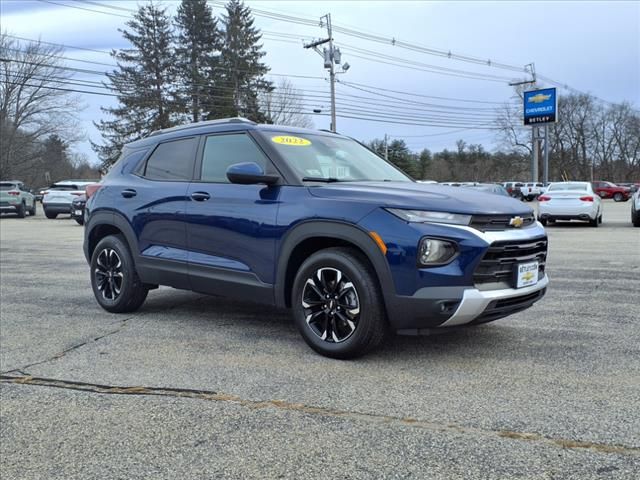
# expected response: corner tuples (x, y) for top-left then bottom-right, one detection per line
(470, 213), (535, 232)
(473, 237), (547, 290)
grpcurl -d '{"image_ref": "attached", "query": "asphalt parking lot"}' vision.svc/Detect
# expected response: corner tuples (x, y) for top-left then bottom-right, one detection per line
(1, 201), (639, 479)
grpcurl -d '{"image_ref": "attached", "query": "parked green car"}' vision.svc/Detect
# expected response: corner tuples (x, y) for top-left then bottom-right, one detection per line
(0, 181), (37, 218)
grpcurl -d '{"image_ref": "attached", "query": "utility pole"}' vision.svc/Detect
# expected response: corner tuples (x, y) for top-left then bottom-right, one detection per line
(304, 13), (348, 133)
(326, 14), (336, 132)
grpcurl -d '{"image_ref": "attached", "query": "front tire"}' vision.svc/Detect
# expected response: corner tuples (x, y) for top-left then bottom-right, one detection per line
(613, 192), (624, 202)
(74, 216), (84, 226)
(90, 234), (148, 313)
(633, 208), (640, 227)
(539, 217), (548, 226)
(292, 247), (387, 359)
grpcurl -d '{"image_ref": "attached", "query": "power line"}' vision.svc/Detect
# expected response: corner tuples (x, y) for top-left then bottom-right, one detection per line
(3, 37), (511, 111)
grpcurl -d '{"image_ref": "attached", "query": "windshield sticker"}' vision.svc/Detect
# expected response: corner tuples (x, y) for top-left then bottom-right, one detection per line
(271, 135), (311, 146)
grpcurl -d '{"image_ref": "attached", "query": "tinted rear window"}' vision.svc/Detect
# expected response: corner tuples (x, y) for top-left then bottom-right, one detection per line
(143, 137), (198, 181)
(0, 183), (18, 190)
(49, 184), (79, 191)
(548, 183), (589, 192)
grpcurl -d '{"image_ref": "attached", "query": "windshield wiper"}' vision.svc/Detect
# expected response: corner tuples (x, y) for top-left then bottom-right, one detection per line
(301, 176), (342, 183)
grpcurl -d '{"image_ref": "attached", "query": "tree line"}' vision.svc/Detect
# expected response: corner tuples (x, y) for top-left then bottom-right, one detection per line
(94, 0), (310, 168)
(1, 0), (638, 184)
(0, 35), (99, 187)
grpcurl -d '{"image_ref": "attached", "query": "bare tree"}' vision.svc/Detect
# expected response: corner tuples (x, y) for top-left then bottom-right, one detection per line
(261, 78), (313, 128)
(0, 34), (83, 181)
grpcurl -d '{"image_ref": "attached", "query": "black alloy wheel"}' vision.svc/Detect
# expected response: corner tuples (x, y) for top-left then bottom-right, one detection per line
(90, 235), (148, 313)
(292, 247), (387, 359)
(94, 248), (124, 301)
(301, 267), (361, 343)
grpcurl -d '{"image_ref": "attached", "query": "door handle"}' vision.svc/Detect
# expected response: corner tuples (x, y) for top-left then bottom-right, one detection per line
(191, 191), (211, 202)
(121, 189), (137, 198)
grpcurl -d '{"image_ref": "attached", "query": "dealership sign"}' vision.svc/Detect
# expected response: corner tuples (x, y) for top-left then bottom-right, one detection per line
(523, 88), (558, 125)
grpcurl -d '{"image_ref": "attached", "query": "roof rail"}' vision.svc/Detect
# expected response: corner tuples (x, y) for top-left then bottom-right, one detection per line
(147, 117), (256, 137)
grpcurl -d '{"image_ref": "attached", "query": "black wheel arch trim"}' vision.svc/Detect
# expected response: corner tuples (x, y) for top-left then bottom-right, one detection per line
(274, 220), (396, 316)
(84, 210), (139, 265)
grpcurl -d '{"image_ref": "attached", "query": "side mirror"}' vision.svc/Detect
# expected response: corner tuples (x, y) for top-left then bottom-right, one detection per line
(226, 162), (279, 185)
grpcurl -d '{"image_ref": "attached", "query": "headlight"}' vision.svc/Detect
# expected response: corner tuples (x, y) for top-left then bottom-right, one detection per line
(418, 238), (458, 266)
(386, 208), (471, 226)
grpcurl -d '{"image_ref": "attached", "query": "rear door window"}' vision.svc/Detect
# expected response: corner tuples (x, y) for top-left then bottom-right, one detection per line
(143, 137), (198, 181)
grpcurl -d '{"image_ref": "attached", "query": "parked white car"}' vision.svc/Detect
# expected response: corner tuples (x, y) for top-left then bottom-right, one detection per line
(632, 188), (640, 227)
(538, 182), (602, 227)
(42, 180), (95, 219)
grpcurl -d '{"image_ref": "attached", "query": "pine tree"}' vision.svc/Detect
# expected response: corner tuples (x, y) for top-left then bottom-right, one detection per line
(174, 0), (222, 123)
(212, 0), (272, 121)
(93, 2), (179, 168)
(417, 148), (432, 180)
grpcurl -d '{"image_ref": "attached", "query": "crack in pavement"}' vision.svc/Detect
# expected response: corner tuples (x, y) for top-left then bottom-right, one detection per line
(0, 295), (208, 376)
(2, 374), (638, 458)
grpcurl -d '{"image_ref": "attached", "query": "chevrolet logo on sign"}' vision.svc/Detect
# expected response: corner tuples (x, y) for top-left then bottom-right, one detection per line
(522, 271), (535, 282)
(509, 216), (524, 228)
(528, 93), (551, 104)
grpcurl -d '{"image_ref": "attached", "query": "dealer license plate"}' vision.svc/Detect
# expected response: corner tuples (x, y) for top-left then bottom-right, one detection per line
(75, 210), (82, 215)
(516, 261), (539, 288)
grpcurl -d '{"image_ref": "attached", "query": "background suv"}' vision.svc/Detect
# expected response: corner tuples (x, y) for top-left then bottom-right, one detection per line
(85, 118), (548, 358)
(42, 180), (96, 219)
(0, 181), (36, 218)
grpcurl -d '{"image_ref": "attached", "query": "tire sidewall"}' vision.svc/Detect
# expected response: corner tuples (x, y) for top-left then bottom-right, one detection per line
(90, 235), (138, 312)
(292, 250), (384, 358)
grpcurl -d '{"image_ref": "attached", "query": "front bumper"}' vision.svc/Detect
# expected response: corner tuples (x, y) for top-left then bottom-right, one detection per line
(395, 275), (548, 334)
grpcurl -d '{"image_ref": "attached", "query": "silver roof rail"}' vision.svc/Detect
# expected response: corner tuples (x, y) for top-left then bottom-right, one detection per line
(147, 117), (256, 137)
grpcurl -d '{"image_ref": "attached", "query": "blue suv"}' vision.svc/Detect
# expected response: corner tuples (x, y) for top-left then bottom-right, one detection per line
(84, 118), (548, 358)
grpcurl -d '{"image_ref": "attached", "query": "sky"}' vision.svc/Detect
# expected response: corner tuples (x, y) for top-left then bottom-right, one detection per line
(2, 0), (639, 164)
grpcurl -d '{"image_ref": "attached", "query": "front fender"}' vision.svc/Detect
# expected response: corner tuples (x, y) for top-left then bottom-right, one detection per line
(274, 220), (395, 312)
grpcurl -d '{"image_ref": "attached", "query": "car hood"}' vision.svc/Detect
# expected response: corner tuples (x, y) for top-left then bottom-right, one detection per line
(308, 182), (533, 215)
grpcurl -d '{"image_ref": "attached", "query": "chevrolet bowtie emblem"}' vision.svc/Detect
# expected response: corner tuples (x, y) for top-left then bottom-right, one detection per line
(528, 93), (551, 104)
(522, 271), (535, 282)
(509, 216), (524, 228)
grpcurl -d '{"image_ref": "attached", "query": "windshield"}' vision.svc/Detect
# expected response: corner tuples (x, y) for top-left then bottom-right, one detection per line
(548, 183), (589, 192)
(264, 132), (411, 183)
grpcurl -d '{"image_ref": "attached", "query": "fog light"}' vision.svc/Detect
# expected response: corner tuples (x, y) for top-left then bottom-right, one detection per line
(418, 238), (457, 266)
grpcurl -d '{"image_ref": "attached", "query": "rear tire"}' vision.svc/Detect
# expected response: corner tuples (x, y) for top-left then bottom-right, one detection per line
(29, 203), (36, 216)
(44, 209), (57, 219)
(632, 209), (640, 227)
(539, 217), (548, 226)
(590, 216), (599, 227)
(90, 234), (148, 313)
(292, 247), (387, 359)
(16, 202), (26, 218)
(613, 192), (623, 202)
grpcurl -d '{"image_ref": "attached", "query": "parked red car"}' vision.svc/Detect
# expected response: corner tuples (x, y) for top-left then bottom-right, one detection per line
(591, 181), (631, 202)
